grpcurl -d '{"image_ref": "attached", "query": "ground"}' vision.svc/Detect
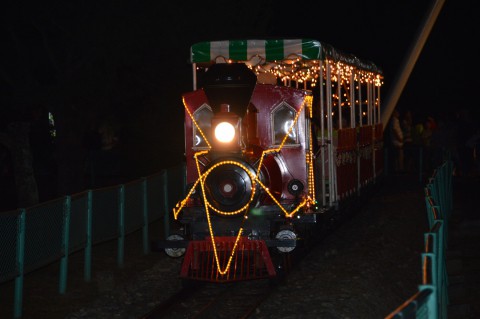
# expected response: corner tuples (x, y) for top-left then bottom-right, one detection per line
(1, 172), (468, 318)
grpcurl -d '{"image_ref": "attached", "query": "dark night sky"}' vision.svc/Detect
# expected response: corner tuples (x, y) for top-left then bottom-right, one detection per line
(1, 0), (477, 116)
(1, 0), (478, 178)
(267, 0), (478, 121)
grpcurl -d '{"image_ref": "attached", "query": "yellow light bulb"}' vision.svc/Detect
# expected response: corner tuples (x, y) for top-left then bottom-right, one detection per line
(214, 122), (235, 143)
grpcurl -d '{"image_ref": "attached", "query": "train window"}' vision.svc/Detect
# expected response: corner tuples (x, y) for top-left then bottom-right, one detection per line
(193, 105), (213, 148)
(272, 103), (298, 145)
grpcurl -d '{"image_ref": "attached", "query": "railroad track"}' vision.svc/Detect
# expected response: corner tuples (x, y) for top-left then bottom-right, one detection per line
(139, 217), (347, 318)
(140, 279), (277, 319)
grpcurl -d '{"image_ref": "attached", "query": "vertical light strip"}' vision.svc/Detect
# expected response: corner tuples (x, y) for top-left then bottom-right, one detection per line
(350, 73), (355, 128)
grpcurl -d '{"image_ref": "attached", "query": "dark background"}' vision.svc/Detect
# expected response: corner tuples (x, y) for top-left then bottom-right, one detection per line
(0, 0), (477, 210)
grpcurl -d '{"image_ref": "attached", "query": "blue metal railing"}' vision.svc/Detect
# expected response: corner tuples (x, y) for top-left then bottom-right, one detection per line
(0, 163), (185, 319)
(386, 160), (453, 319)
(1, 159), (454, 319)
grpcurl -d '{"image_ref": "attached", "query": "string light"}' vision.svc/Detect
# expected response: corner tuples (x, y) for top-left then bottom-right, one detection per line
(201, 55), (382, 89)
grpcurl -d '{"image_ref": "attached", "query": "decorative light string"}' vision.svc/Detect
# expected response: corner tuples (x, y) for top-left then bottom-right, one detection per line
(200, 56), (382, 90)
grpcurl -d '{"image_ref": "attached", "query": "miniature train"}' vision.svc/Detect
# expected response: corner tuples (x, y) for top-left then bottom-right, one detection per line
(159, 39), (384, 283)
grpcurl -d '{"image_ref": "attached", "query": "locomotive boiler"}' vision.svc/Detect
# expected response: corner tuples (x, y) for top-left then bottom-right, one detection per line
(159, 39), (384, 283)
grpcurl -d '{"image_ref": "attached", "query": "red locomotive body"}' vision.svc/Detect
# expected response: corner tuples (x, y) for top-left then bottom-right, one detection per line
(183, 83), (311, 207)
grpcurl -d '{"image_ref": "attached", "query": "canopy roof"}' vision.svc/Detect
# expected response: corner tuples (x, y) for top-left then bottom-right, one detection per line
(190, 39), (382, 75)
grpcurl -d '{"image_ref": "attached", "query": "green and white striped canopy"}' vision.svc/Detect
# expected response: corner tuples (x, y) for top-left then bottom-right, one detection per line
(190, 39), (382, 74)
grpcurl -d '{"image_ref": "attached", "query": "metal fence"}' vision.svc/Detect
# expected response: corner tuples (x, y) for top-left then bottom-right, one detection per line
(0, 163), (185, 319)
(1, 159), (454, 319)
(386, 160), (453, 319)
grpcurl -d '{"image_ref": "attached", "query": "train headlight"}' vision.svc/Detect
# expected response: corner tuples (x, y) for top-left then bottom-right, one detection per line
(210, 104), (241, 151)
(214, 121), (235, 143)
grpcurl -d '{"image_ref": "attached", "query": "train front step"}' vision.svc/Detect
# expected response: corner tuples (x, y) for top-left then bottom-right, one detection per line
(180, 236), (276, 282)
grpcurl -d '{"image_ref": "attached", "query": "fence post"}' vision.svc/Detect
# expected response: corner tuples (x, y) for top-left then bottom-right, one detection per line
(384, 147), (388, 175)
(437, 220), (449, 318)
(84, 190), (93, 282)
(447, 160), (453, 217)
(118, 185), (125, 268)
(436, 167), (446, 216)
(419, 284), (437, 319)
(418, 146), (423, 183)
(142, 177), (149, 255)
(59, 196), (71, 294)
(162, 170), (170, 239)
(13, 209), (26, 319)
(423, 252), (439, 318)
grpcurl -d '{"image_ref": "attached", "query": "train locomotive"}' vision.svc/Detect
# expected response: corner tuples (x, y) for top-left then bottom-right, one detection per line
(160, 39), (384, 283)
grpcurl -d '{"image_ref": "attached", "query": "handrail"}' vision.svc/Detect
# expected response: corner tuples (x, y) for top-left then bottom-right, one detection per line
(0, 163), (186, 319)
(385, 160), (452, 319)
(1, 160), (453, 318)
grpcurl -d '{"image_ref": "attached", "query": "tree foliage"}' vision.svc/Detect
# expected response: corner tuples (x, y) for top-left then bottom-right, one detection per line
(0, 1), (275, 209)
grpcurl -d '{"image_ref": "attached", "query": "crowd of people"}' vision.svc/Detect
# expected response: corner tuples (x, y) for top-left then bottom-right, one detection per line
(388, 107), (480, 178)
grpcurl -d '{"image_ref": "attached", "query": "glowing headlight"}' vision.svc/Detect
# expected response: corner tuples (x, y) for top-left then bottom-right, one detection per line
(214, 122), (235, 143)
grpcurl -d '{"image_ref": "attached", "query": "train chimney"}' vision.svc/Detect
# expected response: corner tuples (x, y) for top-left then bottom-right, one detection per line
(202, 63), (257, 118)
